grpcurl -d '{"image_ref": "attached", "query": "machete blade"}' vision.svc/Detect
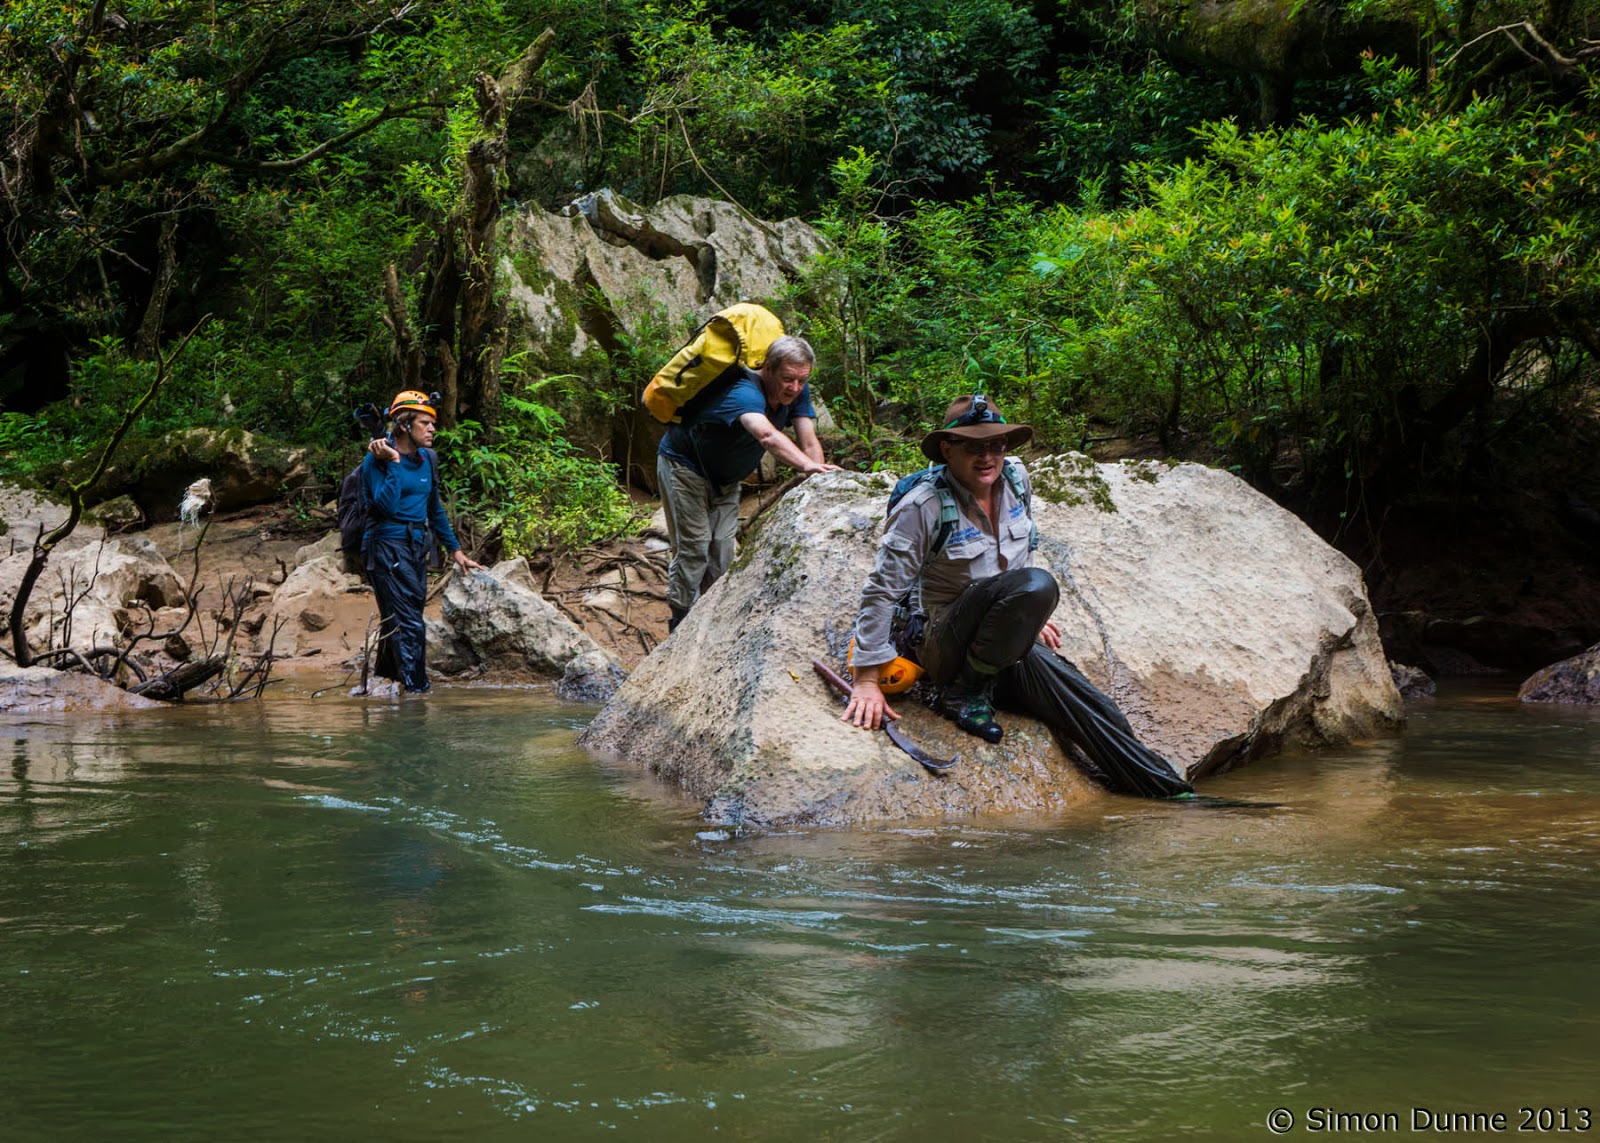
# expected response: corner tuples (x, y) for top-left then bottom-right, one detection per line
(885, 719), (957, 774)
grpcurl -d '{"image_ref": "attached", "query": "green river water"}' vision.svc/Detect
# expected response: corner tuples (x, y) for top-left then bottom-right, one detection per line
(3, 683), (1597, 1140)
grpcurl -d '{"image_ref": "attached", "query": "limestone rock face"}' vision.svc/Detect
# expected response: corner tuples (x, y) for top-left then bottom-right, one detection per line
(498, 190), (828, 488)
(0, 534), (188, 656)
(580, 461), (1403, 827)
(441, 558), (626, 701)
(83, 427), (310, 520)
(0, 661), (163, 713)
(1519, 643), (1600, 705)
(1135, 0), (1417, 78)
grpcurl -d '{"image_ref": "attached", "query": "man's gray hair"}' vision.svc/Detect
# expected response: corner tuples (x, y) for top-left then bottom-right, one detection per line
(763, 335), (815, 374)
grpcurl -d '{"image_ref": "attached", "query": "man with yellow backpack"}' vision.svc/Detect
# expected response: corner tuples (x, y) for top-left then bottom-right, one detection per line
(645, 303), (839, 631)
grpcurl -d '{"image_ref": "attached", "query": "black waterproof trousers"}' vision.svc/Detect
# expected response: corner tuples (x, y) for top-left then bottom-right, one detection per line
(921, 567), (1193, 798)
(366, 528), (432, 693)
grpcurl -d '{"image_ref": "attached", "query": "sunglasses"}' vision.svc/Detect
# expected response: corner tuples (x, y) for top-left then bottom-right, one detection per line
(955, 439), (1008, 457)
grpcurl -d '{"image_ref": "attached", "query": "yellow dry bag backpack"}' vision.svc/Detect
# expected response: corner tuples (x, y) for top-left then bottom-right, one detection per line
(642, 302), (786, 424)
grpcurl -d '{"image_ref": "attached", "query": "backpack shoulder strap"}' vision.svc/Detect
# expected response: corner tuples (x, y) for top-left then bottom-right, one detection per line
(928, 470), (959, 556)
(1001, 458), (1039, 551)
(422, 446), (442, 516)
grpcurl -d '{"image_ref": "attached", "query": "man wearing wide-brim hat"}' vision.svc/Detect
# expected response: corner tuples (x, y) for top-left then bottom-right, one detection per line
(840, 394), (1190, 798)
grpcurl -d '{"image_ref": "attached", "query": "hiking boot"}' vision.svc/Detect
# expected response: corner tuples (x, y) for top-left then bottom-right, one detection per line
(668, 605), (689, 633)
(939, 658), (1003, 744)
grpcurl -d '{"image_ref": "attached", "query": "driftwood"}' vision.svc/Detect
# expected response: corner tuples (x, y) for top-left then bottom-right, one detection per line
(131, 656), (227, 700)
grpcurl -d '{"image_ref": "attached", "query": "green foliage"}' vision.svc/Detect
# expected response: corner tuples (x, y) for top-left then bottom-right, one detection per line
(792, 150), (1088, 462)
(0, 341), (161, 484)
(1029, 65), (1600, 501)
(441, 384), (641, 555)
(7, 0), (1600, 550)
(1035, 57), (1243, 201)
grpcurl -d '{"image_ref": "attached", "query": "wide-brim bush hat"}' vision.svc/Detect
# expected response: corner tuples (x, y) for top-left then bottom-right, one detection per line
(920, 394), (1033, 462)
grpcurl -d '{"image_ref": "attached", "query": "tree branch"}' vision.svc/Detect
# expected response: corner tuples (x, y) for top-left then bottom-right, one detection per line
(197, 101), (448, 173)
(8, 318), (207, 665)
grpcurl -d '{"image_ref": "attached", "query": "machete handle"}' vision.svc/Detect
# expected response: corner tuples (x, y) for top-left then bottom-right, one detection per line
(812, 658), (851, 698)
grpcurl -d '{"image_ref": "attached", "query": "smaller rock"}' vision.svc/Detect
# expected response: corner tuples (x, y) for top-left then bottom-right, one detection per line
(441, 564), (626, 688)
(1389, 661), (1436, 699)
(88, 495), (144, 533)
(299, 609), (331, 632)
(1518, 643), (1600, 705)
(558, 648), (627, 703)
(293, 531), (342, 568)
(1, 661), (162, 713)
(268, 555), (359, 656)
(427, 618), (477, 676)
(490, 556), (543, 594)
(164, 632), (192, 662)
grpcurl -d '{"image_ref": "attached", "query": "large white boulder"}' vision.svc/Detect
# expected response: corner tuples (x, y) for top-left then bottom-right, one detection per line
(580, 460), (1403, 827)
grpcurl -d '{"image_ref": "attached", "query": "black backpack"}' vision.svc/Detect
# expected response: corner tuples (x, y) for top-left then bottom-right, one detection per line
(337, 447), (438, 573)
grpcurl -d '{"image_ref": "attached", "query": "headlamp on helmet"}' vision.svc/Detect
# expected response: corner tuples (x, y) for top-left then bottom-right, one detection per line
(386, 390), (441, 419)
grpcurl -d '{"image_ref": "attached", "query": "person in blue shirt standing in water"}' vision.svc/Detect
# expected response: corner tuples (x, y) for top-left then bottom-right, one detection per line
(363, 390), (482, 693)
(656, 336), (839, 631)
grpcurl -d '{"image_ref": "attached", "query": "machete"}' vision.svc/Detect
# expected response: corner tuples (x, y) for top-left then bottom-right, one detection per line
(812, 658), (957, 775)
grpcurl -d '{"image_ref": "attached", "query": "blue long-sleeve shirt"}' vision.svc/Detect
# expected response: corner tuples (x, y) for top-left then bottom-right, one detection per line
(361, 449), (460, 552)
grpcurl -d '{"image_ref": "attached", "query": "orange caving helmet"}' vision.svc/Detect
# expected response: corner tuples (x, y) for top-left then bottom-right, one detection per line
(847, 639), (923, 695)
(387, 390), (437, 419)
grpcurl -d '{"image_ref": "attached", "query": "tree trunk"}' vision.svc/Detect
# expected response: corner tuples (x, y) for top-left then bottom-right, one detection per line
(390, 29), (554, 432)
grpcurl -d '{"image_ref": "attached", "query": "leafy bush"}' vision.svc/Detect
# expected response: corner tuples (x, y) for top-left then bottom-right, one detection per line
(442, 386), (641, 555)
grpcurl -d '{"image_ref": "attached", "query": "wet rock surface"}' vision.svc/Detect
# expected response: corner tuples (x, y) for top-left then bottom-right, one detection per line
(1390, 661), (1437, 700)
(1, 661), (162, 712)
(1518, 643), (1600, 705)
(581, 461), (1403, 827)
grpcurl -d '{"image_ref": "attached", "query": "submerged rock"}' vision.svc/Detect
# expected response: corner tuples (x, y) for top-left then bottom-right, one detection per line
(1518, 643), (1600, 705)
(1390, 661), (1437, 700)
(580, 461), (1403, 827)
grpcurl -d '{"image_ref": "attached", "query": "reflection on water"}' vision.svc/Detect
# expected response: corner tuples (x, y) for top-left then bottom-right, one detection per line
(2, 684), (1597, 1140)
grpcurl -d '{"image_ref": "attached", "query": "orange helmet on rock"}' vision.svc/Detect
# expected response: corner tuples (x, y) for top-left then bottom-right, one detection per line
(846, 639), (923, 695)
(387, 390), (437, 419)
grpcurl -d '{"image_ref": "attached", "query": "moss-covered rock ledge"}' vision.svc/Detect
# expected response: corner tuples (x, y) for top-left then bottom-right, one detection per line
(579, 461), (1403, 828)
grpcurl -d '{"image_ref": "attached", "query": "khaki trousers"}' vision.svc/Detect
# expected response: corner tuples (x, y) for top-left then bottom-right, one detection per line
(658, 453), (742, 612)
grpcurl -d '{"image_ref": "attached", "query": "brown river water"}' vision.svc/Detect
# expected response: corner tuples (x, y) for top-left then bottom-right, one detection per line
(2, 681), (1597, 1139)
